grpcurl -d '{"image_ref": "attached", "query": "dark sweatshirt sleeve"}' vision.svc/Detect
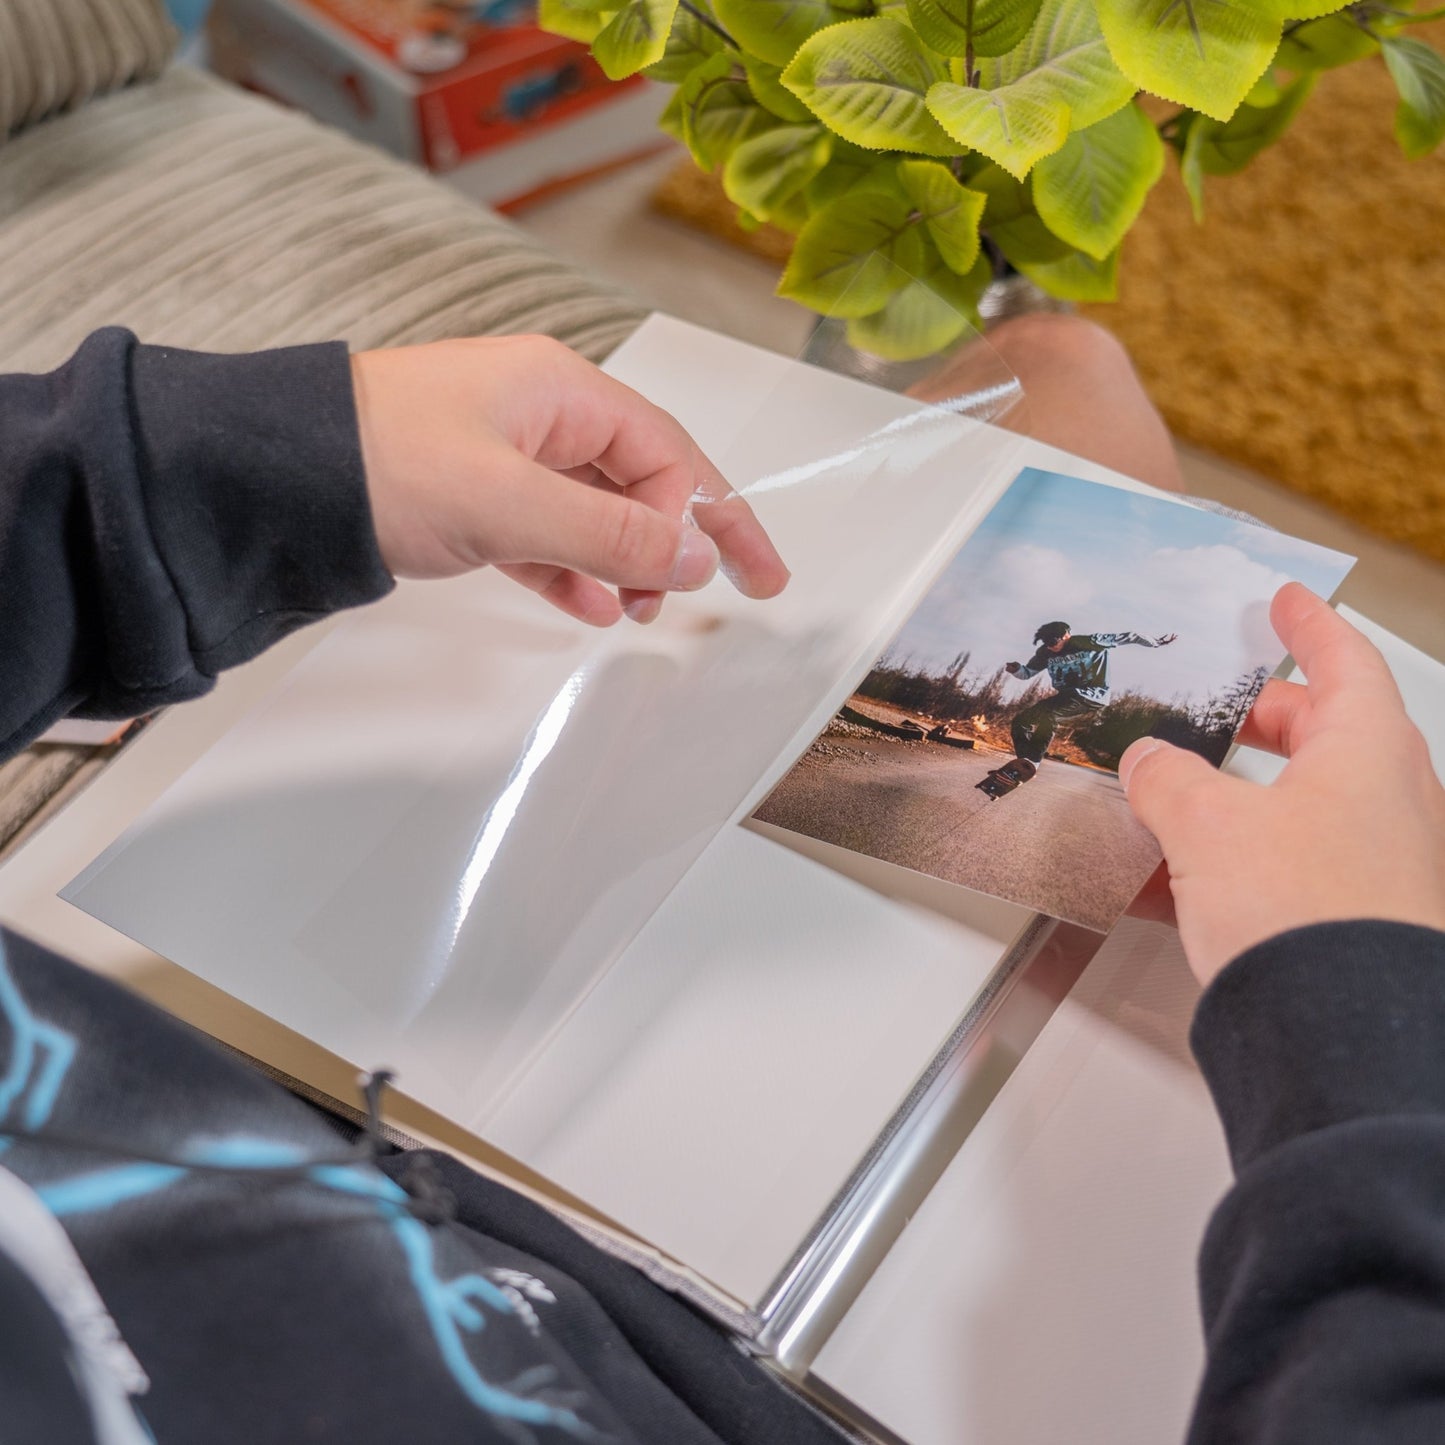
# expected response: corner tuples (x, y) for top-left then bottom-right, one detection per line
(0, 328), (395, 760)
(1187, 920), (1445, 1445)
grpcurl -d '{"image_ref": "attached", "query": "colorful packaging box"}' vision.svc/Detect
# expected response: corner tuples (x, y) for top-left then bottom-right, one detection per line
(210, 0), (667, 204)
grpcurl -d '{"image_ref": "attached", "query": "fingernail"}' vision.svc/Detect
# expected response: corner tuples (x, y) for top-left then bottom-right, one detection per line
(625, 596), (662, 625)
(722, 556), (792, 599)
(1118, 738), (1162, 795)
(670, 528), (720, 591)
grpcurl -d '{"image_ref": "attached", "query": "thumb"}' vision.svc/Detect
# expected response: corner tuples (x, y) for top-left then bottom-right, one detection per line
(499, 462), (721, 593)
(1119, 738), (1226, 856)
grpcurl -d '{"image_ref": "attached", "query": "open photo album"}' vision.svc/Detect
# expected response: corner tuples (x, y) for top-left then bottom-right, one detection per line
(1, 315), (1395, 1445)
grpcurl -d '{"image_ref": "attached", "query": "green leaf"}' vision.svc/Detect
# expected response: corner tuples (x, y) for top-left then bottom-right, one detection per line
(897, 159), (987, 272)
(981, 0), (1136, 130)
(802, 142), (883, 206)
(904, 0), (1044, 59)
(972, 161), (1073, 261)
(679, 53), (777, 167)
(1017, 244), (1120, 299)
(658, 83), (689, 141)
(1173, 73), (1313, 217)
(1242, 70), (1284, 106)
(539, 0), (615, 43)
(1178, 113), (1207, 219)
(1382, 36), (1445, 157)
(645, 4), (728, 81)
(745, 55), (816, 119)
(1095, 0), (1281, 121)
(593, 0), (681, 78)
(1244, 0), (1339, 19)
(1032, 101), (1164, 260)
(723, 124), (834, 219)
(779, 180), (928, 315)
(713, 0), (860, 66)
(782, 18), (958, 155)
(927, 0), (1134, 178)
(1183, 71), (1314, 181)
(927, 79), (1071, 177)
(772, 189), (815, 231)
(846, 249), (994, 359)
(1274, 13), (1378, 72)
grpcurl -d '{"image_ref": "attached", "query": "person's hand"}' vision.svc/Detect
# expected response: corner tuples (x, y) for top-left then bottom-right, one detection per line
(350, 335), (790, 626)
(1120, 583), (1445, 989)
(1155, 632), (1177, 646)
(1005, 661), (1022, 675)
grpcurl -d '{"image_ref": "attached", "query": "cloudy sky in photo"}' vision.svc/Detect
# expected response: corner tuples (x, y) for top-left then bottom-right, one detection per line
(881, 468), (1355, 706)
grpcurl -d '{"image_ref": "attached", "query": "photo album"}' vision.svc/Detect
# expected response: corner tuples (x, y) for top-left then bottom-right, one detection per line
(753, 466), (1354, 932)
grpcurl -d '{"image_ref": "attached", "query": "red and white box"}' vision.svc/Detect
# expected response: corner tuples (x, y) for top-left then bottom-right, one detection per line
(210, 0), (669, 207)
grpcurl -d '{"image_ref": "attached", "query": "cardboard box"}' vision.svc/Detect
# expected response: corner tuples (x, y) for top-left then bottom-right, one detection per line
(210, 0), (669, 205)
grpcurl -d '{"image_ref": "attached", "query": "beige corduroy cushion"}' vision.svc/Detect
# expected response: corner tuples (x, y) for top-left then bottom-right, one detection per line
(0, 64), (649, 851)
(0, 0), (175, 140)
(0, 66), (648, 370)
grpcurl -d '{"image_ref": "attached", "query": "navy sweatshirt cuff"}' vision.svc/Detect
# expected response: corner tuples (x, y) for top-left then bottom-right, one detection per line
(129, 334), (395, 673)
(1191, 920), (1445, 1173)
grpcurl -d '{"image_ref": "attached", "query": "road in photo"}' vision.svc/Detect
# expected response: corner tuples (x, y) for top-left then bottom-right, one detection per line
(754, 722), (1159, 933)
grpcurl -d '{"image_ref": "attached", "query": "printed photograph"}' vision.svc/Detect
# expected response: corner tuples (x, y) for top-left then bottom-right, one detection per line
(752, 468), (1355, 932)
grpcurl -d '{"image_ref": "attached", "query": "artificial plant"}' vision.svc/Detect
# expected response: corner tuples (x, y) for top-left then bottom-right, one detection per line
(541, 0), (1445, 359)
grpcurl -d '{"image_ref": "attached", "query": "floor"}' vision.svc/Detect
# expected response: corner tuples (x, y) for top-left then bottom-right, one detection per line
(516, 149), (1445, 665)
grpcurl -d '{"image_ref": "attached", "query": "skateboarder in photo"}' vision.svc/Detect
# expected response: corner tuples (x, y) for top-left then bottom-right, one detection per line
(977, 621), (1178, 797)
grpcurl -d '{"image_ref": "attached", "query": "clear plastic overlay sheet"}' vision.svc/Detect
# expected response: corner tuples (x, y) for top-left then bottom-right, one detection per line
(62, 303), (1032, 1289)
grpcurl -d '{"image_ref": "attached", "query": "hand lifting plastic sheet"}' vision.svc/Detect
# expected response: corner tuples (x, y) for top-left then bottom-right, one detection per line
(62, 281), (1032, 1139)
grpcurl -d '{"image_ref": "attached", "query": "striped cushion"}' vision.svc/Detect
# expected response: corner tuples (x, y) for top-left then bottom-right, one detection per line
(0, 0), (175, 139)
(0, 65), (647, 369)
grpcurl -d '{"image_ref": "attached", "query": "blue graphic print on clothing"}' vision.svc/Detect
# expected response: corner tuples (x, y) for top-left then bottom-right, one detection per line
(0, 941), (75, 1146)
(39, 1146), (604, 1441)
(0, 937), (604, 1443)
(1014, 631), (1162, 705)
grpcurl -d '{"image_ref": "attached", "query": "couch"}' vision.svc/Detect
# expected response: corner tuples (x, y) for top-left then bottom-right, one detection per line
(0, 0), (648, 854)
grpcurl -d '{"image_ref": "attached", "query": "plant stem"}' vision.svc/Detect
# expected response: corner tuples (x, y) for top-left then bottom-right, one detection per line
(679, 0), (738, 48)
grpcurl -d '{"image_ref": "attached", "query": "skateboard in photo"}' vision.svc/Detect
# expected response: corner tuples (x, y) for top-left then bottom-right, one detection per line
(975, 757), (1038, 800)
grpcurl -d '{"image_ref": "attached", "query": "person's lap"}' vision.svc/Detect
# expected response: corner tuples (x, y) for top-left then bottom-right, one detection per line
(917, 312), (1183, 494)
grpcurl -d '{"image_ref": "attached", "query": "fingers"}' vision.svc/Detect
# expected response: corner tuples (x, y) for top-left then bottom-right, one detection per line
(1119, 738), (1229, 854)
(1270, 584), (1400, 721)
(528, 349), (790, 601)
(618, 587), (664, 625)
(1125, 860), (1178, 928)
(692, 493), (791, 600)
(1237, 678), (1310, 757)
(603, 436), (788, 602)
(492, 458), (721, 594)
(497, 562), (624, 627)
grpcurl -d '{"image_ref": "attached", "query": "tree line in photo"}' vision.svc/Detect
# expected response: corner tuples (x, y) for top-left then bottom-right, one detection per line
(858, 651), (1272, 771)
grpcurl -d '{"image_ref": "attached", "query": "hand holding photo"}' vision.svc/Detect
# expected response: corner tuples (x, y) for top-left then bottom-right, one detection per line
(752, 468), (1355, 933)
